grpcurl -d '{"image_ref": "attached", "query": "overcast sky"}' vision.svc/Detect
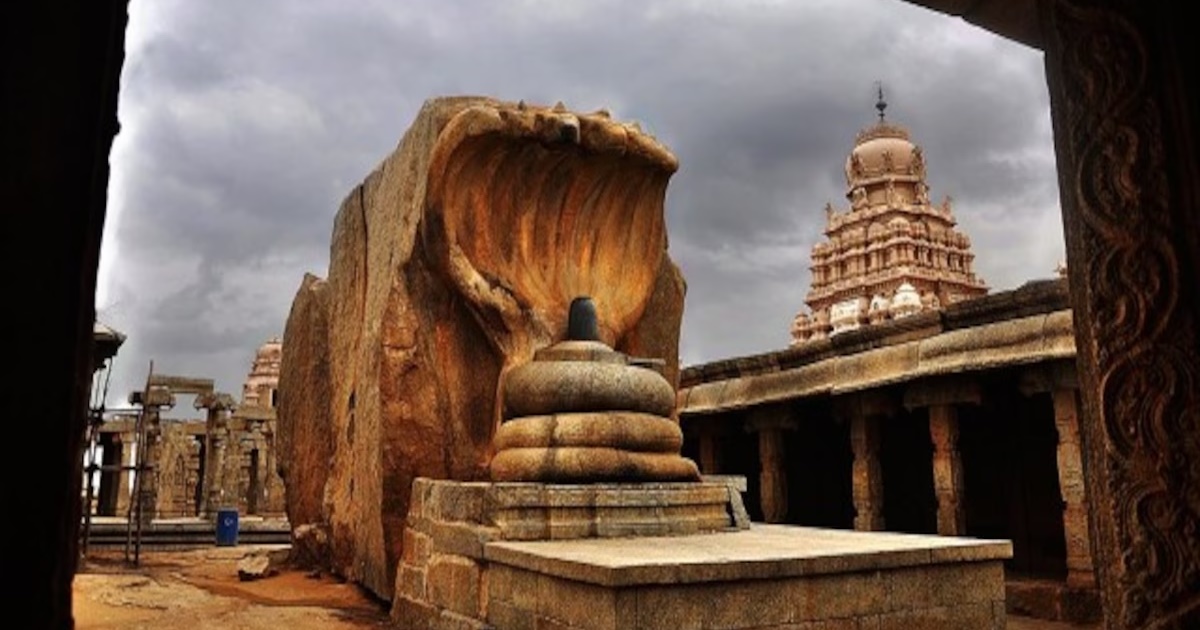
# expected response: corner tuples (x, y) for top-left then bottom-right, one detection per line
(96, 0), (1063, 413)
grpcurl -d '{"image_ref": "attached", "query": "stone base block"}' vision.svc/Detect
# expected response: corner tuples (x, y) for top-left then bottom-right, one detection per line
(394, 478), (751, 625)
(482, 525), (1012, 630)
(396, 489), (1013, 630)
(409, 478), (750, 544)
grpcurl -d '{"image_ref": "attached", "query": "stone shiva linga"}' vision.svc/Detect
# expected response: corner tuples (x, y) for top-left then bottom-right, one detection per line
(491, 296), (700, 483)
(394, 295), (750, 628)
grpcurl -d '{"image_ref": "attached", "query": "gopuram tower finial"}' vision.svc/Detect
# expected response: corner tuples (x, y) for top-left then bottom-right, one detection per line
(875, 81), (887, 122)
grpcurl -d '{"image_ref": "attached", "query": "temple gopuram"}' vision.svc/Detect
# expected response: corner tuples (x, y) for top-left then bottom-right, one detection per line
(679, 102), (1100, 624)
(792, 95), (987, 342)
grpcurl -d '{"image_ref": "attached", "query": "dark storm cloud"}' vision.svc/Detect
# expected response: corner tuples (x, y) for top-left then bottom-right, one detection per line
(98, 0), (1061, 407)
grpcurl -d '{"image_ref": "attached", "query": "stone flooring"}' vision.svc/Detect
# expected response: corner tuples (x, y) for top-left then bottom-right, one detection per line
(74, 542), (1105, 629)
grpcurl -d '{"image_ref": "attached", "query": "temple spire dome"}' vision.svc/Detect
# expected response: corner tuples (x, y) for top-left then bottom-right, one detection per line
(792, 94), (989, 346)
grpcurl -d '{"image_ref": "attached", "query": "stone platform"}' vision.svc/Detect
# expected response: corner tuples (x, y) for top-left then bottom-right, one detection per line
(484, 526), (1011, 629)
(394, 480), (1011, 629)
(81, 515), (292, 548)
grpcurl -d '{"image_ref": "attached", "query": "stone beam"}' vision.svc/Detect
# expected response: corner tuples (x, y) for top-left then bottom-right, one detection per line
(148, 374), (214, 395)
(680, 309), (1074, 416)
(194, 391), (236, 411)
(1016, 361), (1079, 397)
(233, 406), (276, 422)
(96, 417), (136, 433)
(129, 388), (174, 408)
(899, 0), (1041, 49)
(903, 375), (983, 410)
(834, 390), (901, 421)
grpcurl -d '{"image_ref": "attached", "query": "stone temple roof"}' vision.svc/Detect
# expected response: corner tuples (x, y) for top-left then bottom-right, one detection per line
(92, 321), (126, 367)
(680, 277), (1072, 414)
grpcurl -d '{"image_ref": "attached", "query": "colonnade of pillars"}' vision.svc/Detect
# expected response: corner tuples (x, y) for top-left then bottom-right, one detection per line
(89, 397), (285, 521)
(692, 374), (1096, 589)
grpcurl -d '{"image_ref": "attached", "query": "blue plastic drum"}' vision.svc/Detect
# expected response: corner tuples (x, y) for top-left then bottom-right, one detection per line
(215, 508), (239, 546)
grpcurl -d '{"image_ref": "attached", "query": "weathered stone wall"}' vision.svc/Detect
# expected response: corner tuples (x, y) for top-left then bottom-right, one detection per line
(281, 96), (687, 599)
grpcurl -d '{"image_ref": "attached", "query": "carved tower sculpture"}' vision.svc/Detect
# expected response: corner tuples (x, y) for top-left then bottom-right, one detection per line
(792, 93), (988, 343)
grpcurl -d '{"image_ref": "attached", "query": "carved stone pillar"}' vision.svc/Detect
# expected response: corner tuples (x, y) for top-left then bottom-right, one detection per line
(757, 428), (788, 523)
(850, 413), (885, 531)
(223, 419), (247, 514)
(196, 392), (236, 518)
(204, 416), (229, 517)
(747, 408), (794, 524)
(1043, 1), (1200, 626)
(115, 431), (135, 518)
(136, 413), (161, 524)
(928, 404), (966, 536)
(1052, 388), (1096, 588)
(698, 430), (719, 475)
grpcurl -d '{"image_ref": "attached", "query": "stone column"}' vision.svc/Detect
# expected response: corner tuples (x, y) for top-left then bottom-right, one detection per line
(929, 404), (966, 536)
(850, 413), (885, 531)
(224, 418), (248, 514)
(757, 427), (788, 523)
(747, 409), (794, 524)
(1052, 388), (1095, 588)
(698, 430), (719, 475)
(905, 376), (981, 537)
(246, 422), (267, 515)
(196, 392), (235, 518)
(204, 416), (229, 517)
(1043, 2), (1200, 626)
(115, 431), (135, 517)
(136, 413), (161, 524)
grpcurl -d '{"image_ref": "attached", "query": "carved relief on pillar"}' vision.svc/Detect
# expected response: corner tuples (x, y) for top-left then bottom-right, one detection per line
(1046, 1), (1200, 625)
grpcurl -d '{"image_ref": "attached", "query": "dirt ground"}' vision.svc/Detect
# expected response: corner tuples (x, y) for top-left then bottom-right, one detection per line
(73, 544), (1098, 630)
(73, 545), (393, 629)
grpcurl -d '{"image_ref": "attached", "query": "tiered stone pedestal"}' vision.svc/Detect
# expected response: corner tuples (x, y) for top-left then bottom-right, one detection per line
(395, 479), (1011, 630)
